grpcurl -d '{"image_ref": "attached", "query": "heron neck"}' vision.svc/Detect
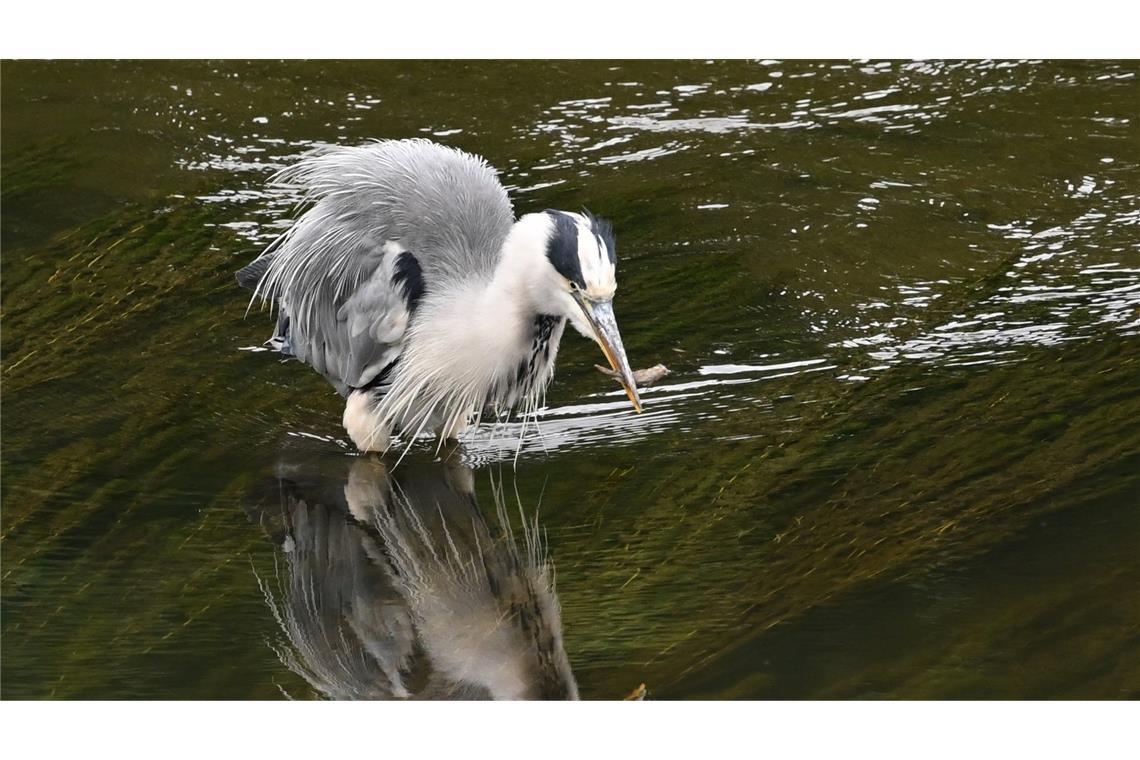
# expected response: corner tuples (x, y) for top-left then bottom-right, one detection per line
(487, 236), (549, 321)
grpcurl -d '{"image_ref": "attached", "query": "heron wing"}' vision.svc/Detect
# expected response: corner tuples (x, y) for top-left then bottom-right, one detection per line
(237, 139), (515, 395)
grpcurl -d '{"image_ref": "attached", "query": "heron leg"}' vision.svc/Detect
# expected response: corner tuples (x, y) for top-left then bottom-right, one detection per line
(343, 390), (391, 453)
(434, 410), (469, 444)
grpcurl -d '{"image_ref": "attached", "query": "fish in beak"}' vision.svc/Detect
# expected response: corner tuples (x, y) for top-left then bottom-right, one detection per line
(574, 294), (642, 412)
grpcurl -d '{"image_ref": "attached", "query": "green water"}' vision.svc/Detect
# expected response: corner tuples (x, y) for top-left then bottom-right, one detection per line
(2, 60), (1138, 699)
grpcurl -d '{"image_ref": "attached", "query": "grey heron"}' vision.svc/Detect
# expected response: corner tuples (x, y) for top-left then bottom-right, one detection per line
(237, 139), (641, 452)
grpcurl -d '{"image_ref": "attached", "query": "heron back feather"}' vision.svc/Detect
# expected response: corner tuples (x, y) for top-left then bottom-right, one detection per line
(243, 139), (515, 395)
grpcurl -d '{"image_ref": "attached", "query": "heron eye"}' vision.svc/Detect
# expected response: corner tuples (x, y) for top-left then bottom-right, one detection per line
(569, 281), (580, 291)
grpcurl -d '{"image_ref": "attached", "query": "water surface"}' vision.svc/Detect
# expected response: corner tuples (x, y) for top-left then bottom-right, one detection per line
(2, 60), (1139, 699)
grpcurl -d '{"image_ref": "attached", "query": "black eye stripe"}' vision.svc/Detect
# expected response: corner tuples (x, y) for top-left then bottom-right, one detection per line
(544, 210), (586, 287)
(543, 209), (617, 285)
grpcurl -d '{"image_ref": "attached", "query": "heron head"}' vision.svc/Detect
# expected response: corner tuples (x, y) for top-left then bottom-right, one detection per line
(530, 209), (641, 413)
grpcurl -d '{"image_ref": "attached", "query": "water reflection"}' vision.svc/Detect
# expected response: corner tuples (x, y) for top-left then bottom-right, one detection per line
(245, 453), (578, 700)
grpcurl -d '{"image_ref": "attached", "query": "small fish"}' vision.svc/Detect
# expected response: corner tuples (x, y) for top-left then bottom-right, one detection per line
(595, 363), (671, 387)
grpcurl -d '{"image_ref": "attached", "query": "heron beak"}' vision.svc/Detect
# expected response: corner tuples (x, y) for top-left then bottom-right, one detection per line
(575, 295), (642, 413)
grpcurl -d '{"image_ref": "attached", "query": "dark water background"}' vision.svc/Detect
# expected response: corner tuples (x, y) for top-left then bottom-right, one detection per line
(2, 60), (1138, 699)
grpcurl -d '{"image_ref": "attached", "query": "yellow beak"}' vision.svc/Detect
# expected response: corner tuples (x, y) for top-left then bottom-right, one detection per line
(575, 294), (642, 413)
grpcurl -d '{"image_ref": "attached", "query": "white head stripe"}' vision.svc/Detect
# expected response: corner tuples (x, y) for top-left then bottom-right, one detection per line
(570, 213), (616, 299)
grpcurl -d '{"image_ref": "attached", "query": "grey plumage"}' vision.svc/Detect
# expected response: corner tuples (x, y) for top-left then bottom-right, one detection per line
(240, 139), (513, 395)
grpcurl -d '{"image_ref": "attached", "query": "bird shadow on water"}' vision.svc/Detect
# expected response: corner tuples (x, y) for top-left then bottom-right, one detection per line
(241, 444), (587, 700)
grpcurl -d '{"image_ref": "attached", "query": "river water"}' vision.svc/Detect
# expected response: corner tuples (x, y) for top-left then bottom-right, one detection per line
(2, 60), (1138, 699)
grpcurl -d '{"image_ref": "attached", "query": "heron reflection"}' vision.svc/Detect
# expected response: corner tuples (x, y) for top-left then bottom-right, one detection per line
(246, 453), (577, 700)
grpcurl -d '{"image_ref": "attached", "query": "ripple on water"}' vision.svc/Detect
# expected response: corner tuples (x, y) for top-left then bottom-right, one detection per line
(837, 155), (1140, 370)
